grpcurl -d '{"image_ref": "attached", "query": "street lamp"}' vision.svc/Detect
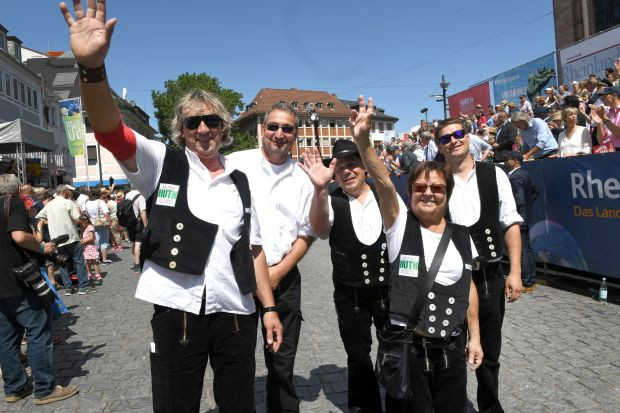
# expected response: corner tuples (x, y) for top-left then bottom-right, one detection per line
(439, 74), (450, 120)
(420, 107), (428, 124)
(308, 109), (321, 155)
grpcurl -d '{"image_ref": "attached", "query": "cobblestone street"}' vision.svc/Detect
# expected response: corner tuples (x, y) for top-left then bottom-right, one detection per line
(1, 239), (619, 412)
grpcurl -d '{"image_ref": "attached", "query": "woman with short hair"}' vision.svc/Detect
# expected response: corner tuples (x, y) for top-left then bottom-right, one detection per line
(557, 107), (592, 157)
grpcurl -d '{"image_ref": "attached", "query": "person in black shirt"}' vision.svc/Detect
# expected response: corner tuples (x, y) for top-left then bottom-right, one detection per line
(0, 174), (78, 405)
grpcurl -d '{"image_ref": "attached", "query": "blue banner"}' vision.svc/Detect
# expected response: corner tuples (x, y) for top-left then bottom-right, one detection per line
(492, 53), (557, 105)
(523, 153), (620, 279)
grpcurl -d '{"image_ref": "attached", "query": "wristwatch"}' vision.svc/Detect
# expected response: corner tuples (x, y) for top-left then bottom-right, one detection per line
(262, 306), (277, 313)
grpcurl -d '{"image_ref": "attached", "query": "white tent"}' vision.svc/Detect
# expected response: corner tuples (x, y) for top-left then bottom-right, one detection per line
(0, 119), (55, 184)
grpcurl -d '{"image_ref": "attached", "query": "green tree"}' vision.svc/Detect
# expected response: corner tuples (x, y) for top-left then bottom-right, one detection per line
(151, 72), (245, 145)
(221, 124), (258, 155)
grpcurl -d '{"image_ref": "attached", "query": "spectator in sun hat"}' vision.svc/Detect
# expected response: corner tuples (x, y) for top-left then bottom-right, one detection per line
(519, 95), (533, 116)
(591, 86), (620, 149)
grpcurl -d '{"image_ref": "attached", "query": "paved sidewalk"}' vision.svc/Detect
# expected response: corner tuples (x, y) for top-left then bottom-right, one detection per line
(1, 239), (619, 412)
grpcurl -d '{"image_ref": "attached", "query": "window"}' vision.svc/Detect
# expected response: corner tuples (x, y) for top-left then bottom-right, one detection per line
(19, 82), (25, 105)
(87, 145), (98, 165)
(331, 138), (337, 146)
(32, 90), (38, 110)
(316, 102), (323, 110)
(306, 138), (313, 146)
(372, 121), (376, 131)
(0, 32), (5, 51)
(298, 118), (303, 127)
(328, 103), (335, 110)
(4, 72), (10, 97)
(386, 123), (393, 131)
(26, 86), (32, 108)
(320, 118), (328, 127)
(322, 137), (329, 146)
(12, 77), (18, 100)
(329, 120), (335, 128)
(291, 101), (298, 109)
(379, 122), (384, 132)
(305, 119), (311, 127)
(336, 119), (343, 128)
(303, 101), (310, 110)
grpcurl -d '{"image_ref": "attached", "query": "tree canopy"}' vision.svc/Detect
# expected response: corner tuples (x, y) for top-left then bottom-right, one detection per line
(151, 72), (255, 152)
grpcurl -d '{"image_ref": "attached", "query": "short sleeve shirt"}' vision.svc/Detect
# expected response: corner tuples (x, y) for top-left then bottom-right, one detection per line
(0, 196), (31, 298)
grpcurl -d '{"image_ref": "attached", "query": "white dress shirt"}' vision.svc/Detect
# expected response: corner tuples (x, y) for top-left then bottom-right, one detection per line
(448, 164), (523, 261)
(120, 132), (259, 316)
(325, 189), (383, 245)
(226, 149), (314, 267)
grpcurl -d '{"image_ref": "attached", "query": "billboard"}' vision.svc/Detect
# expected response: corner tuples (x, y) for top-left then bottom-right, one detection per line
(59, 98), (85, 156)
(558, 25), (620, 85)
(523, 152), (620, 279)
(447, 82), (491, 118)
(492, 53), (557, 105)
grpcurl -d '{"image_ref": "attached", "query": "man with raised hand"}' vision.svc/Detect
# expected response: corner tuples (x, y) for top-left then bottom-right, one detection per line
(299, 140), (396, 412)
(59, 1), (281, 411)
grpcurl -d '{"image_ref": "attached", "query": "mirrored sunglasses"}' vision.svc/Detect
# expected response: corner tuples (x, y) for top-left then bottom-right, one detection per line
(437, 129), (466, 145)
(183, 114), (222, 130)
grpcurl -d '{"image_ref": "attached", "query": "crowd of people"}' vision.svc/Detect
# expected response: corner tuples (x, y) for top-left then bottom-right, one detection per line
(378, 58), (620, 173)
(0, 177), (146, 405)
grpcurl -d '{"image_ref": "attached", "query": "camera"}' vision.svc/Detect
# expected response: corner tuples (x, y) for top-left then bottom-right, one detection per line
(11, 261), (56, 309)
(49, 235), (70, 265)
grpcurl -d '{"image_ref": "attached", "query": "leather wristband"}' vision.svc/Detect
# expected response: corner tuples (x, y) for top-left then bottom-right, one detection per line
(262, 306), (277, 313)
(78, 63), (107, 83)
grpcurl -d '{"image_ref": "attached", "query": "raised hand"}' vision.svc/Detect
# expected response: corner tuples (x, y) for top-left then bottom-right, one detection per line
(298, 147), (336, 188)
(349, 95), (374, 143)
(59, 0), (117, 68)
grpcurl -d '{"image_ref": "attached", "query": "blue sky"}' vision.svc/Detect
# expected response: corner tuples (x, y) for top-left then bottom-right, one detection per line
(3, 0), (555, 134)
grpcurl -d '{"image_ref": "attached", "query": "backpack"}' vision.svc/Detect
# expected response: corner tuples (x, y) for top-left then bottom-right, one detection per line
(117, 196), (139, 228)
(399, 150), (419, 173)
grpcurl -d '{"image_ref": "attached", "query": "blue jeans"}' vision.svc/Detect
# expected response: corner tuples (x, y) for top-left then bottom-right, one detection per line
(0, 292), (55, 398)
(58, 241), (89, 289)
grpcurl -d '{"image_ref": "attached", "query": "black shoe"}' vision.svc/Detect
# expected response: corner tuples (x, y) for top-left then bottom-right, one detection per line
(64, 287), (76, 296)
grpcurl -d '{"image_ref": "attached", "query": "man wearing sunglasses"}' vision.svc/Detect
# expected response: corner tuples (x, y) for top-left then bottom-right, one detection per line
(299, 140), (397, 413)
(227, 102), (315, 413)
(59, 1), (282, 412)
(436, 119), (523, 413)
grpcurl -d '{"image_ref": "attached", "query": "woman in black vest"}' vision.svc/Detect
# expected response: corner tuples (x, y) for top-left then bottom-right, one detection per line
(349, 96), (483, 412)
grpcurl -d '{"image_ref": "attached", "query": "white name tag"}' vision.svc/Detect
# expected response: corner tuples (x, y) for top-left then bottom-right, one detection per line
(465, 264), (472, 270)
(398, 254), (419, 277)
(155, 183), (180, 207)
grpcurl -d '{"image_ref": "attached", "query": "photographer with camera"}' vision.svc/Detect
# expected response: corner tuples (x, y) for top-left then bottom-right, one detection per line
(0, 174), (79, 405)
(36, 184), (96, 295)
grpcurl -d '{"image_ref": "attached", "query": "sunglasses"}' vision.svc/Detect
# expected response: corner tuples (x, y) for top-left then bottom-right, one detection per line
(183, 115), (222, 130)
(412, 183), (447, 195)
(265, 123), (295, 134)
(437, 129), (466, 145)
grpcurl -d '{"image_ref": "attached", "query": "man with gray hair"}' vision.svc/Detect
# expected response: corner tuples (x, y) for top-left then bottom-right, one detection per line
(419, 131), (438, 161)
(510, 112), (558, 160)
(227, 101), (315, 412)
(36, 184), (94, 295)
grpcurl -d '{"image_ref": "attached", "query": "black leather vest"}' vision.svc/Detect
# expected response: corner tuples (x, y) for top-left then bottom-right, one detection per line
(389, 213), (472, 339)
(467, 162), (505, 262)
(329, 187), (390, 288)
(140, 149), (257, 295)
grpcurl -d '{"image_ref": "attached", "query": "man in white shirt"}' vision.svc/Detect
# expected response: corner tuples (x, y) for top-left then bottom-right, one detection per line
(36, 184), (95, 295)
(124, 188), (147, 274)
(227, 102), (315, 413)
(299, 140), (396, 412)
(60, 2), (282, 411)
(436, 118), (523, 413)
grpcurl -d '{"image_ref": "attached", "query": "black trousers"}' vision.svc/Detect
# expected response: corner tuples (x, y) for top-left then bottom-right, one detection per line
(399, 335), (467, 413)
(259, 267), (302, 413)
(520, 226), (536, 287)
(333, 281), (400, 413)
(149, 305), (258, 413)
(472, 263), (506, 413)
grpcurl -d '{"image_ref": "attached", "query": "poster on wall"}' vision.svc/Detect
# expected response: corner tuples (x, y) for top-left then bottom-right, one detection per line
(447, 82), (491, 118)
(492, 53), (557, 105)
(59, 98), (85, 156)
(558, 25), (620, 85)
(523, 153), (620, 279)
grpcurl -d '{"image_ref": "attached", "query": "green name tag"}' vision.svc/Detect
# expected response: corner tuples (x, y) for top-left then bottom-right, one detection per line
(155, 183), (179, 207)
(399, 254), (419, 277)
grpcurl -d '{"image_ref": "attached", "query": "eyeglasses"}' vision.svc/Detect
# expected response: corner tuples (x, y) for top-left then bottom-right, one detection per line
(412, 183), (447, 195)
(265, 122), (295, 134)
(183, 114), (222, 130)
(437, 129), (466, 145)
